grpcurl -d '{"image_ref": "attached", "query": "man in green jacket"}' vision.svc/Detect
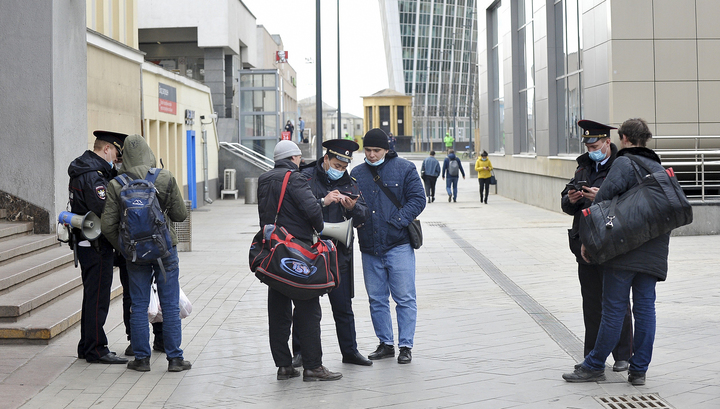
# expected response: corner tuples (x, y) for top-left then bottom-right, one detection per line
(443, 132), (454, 152)
(101, 134), (190, 373)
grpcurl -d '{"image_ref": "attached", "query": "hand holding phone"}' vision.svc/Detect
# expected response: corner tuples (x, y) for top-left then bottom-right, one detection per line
(340, 191), (359, 200)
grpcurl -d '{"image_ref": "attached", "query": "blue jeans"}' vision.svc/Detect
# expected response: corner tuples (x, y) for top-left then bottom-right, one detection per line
(584, 267), (657, 373)
(127, 247), (183, 360)
(446, 176), (459, 199)
(361, 244), (417, 348)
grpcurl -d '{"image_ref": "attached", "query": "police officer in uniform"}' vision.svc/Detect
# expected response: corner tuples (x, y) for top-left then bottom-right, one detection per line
(561, 120), (633, 371)
(68, 130), (128, 364)
(292, 139), (373, 366)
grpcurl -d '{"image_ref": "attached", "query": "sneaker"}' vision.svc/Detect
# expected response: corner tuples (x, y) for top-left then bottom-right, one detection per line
(167, 357), (192, 372)
(453, 198), (456, 202)
(368, 343), (395, 360)
(124, 343), (134, 356)
(431, 197), (435, 202)
(628, 371), (646, 386)
(562, 365), (605, 382)
(303, 365), (342, 382)
(277, 366), (300, 380)
(127, 357), (150, 372)
(448, 194), (452, 202)
(398, 347), (412, 364)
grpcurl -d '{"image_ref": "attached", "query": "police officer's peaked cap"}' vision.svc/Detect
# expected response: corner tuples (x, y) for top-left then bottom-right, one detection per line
(323, 139), (359, 163)
(93, 130), (128, 155)
(577, 120), (616, 144)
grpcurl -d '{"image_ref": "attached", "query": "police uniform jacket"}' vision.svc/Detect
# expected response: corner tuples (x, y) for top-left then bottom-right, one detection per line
(592, 147), (669, 281)
(561, 143), (618, 264)
(350, 151), (426, 255)
(300, 160), (369, 253)
(101, 135), (188, 252)
(68, 150), (114, 245)
(257, 158), (324, 242)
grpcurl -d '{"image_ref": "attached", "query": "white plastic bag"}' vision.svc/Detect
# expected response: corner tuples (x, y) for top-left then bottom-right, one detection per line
(148, 283), (162, 323)
(179, 288), (192, 319)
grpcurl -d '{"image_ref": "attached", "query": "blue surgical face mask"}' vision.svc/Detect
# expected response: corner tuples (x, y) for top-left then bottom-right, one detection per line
(481, 157), (488, 161)
(326, 166), (344, 181)
(588, 143), (607, 162)
(365, 157), (385, 167)
(107, 160), (114, 169)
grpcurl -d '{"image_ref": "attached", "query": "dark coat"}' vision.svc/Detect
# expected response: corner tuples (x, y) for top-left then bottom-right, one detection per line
(258, 158), (324, 242)
(350, 151), (426, 255)
(442, 155), (465, 178)
(68, 150), (115, 245)
(300, 160), (368, 244)
(561, 143), (618, 264)
(593, 147), (670, 281)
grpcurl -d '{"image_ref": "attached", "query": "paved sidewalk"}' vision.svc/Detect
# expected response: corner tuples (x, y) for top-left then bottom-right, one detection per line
(2, 159), (719, 408)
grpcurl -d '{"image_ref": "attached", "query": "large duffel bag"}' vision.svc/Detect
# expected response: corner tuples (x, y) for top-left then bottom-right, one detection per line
(249, 224), (339, 300)
(579, 154), (693, 264)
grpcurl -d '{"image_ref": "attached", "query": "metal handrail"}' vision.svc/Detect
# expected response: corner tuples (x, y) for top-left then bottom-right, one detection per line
(219, 142), (274, 172)
(655, 150), (720, 202)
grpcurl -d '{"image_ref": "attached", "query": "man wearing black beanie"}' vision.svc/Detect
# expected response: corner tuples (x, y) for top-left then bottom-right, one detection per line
(351, 128), (426, 364)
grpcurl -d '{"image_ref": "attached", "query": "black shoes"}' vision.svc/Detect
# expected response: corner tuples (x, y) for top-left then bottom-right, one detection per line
(124, 343), (134, 356)
(448, 194), (452, 202)
(303, 365), (342, 382)
(613, 360), (629, 372)
(277, 366), (300, 380)
(168, 357), (192, 372)
(562, 365), (606, 382)
(368, 343), (395, 360)
(342, 351), (373, 366)
(628, 371), (646, 386)
(431, 197), (435, 202)
(292, 353), (303, 368)
(90, 352), (128, 364)
(153, 338), (165, 353)
(398, 347), (412, 364)
(127, 357), (151, 372)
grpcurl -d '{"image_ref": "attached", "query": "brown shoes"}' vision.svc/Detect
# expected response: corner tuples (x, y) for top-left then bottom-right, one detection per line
(302, 365), (342, 382)
(277, 366), (300, 380)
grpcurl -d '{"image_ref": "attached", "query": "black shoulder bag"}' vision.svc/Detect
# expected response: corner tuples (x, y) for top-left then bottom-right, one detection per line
(368, 166), (423, 249)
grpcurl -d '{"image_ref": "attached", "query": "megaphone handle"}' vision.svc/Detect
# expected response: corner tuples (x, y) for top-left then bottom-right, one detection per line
(70, 234), (79, 268)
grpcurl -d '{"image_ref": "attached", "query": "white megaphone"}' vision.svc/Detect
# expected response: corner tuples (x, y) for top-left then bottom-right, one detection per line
(318, 218), (353, 247)
(58, 211), (102, 241)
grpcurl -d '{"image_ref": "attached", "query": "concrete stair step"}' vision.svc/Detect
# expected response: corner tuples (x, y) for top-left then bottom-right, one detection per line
(0, 246), (73, 292)
(0, 264), (81, 319)
(0, 234), (59, 265)
(0, 268), (122, 341)
(0, 220), (33, 241)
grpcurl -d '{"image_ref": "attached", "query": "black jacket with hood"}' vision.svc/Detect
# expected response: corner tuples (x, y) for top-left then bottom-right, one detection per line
(68, 150), (115, 244)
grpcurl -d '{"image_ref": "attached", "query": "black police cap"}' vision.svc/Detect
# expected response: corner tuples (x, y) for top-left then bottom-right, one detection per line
(578, 120), (616, 144)
(322, 139), (359, 163)
(93, 130), (127, 155)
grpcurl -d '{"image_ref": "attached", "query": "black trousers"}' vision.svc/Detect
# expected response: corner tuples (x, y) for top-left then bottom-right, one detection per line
(268, 288), (322, 369)
(578, 263), (633, 360)
(478, 177), (491, 202)
(422, 175), (438, 199)
(293, 251), (358, 357)
(118, 260), (163, 343)
(77, 245), (114, 361)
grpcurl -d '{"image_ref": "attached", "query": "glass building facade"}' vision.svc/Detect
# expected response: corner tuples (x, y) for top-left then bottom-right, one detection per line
(385, 0), (478, 148)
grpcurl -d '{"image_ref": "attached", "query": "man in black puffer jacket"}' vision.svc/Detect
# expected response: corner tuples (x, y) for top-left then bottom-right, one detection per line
(561, 120), (633, 372)
(257, 140), (342, 382)
(564, 118), (668, 386)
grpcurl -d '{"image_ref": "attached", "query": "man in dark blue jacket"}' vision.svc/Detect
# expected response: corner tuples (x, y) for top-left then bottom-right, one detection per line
(292, 139), (372, 367)
(351, 128), (426, 364)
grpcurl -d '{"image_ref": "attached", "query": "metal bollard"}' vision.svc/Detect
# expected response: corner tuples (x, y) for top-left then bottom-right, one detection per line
(245, 177), (258, 204)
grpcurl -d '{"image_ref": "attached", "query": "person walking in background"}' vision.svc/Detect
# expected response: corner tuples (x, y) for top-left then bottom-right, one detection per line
(388, 132), (397, 151)
(298, 117), (305, 142)
(284, 120), (294, 140)
(475, 151), (493, 204)
(560, 119), (633, 376)
(420, 151), (441, 203)
(443, 132), (454, 152)
(563, 118), (667, 386)
(351, 128), (426, 364)
(442, 149), (465, 202)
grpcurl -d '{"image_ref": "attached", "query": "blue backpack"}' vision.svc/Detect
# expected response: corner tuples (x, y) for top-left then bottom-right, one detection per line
(114, 168), (173, 275)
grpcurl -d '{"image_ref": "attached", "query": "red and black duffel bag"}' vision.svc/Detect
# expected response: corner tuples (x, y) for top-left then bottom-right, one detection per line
(248, 171), (339, 300)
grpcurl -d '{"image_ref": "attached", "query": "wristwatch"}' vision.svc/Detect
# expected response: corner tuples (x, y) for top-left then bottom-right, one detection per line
(320, 198), (326, 207)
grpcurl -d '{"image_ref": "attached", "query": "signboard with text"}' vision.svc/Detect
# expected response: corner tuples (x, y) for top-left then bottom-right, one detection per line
(158, 83), (177, 114)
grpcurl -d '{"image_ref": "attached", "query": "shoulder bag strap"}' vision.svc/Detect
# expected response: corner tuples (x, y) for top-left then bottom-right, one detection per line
(368, 166), (403, 209)
(275, 170), (292, 224)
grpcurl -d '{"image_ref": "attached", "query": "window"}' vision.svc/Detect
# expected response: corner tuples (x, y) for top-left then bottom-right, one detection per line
(555, 0), (583, 154)
(489, 1), (506, 153)
(518, 0), (535, 154)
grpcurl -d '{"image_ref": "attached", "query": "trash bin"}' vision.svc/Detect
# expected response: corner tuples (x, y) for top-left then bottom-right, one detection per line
(245, 177), (258, 204)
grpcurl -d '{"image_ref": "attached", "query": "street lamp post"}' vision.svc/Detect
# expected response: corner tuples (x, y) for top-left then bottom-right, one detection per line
(315, 0), (323, 160)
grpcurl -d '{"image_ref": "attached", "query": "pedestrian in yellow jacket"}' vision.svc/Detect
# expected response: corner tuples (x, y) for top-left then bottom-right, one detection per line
(475, 151), (493, 204)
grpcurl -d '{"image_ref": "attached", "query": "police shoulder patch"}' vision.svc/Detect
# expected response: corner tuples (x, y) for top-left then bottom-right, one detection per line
(95, 185), (107, 200)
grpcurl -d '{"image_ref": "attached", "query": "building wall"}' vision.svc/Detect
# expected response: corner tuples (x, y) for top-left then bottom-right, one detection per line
(476, 0), (720, 212)
(142, 64), (220, 205)
(86, 0), (138, 49)
(0, 0), (87, 233)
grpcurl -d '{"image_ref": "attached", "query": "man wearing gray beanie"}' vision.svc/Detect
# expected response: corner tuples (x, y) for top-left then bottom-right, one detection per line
(351, 128), (426, 364)
(256, 140), (342, 381)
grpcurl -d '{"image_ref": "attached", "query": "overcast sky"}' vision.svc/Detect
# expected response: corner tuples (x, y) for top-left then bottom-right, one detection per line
(242, 0), (389, 117)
